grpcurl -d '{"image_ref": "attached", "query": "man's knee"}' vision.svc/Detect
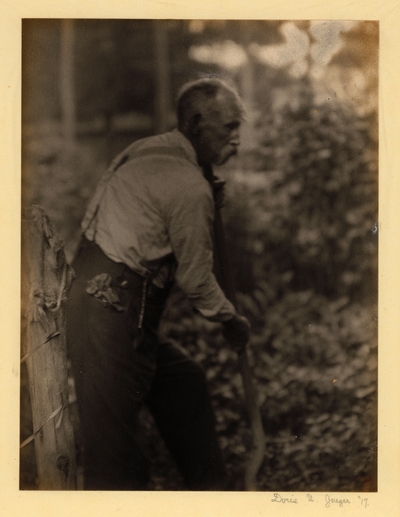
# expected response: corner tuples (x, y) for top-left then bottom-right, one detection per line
(156, 343), (209, 392)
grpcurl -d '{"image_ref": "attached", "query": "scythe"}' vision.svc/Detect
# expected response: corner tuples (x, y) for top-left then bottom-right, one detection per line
(204, 165), (267, 491)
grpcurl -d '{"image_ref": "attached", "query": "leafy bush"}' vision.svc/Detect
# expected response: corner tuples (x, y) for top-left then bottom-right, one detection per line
(158, 283), (377, 490)
(225, 84), (378, 302)
(156, 85), (378, 491)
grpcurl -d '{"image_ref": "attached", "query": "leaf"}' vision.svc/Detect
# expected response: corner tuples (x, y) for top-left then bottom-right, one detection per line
(355, 386), (376, 399)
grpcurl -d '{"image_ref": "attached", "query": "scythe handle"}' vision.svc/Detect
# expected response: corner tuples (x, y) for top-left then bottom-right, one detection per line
(209, 180), (266, 491)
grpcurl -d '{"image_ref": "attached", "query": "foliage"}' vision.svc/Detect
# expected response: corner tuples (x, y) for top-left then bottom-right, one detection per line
(22, 135), (102, 261)
(226, 82), (378, 302)
(155, 287), (377, 490)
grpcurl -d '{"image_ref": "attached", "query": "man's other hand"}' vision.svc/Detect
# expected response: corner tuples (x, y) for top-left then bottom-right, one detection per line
(222, 314), (251, 352)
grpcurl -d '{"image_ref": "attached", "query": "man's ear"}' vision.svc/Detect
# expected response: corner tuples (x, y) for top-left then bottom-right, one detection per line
(188, 113), (202, 136)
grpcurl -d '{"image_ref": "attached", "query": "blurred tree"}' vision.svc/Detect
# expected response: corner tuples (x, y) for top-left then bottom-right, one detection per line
(22, 19), (61, 124)
(74, 20), (154, 122)
(60, 19), (76, 144)
(154, 21), (172, 134)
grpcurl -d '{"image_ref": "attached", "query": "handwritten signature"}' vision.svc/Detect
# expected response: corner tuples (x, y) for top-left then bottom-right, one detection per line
(271, 493), (298, 504)
(325, 494), (351, 508)
(270, 492), (368, 509)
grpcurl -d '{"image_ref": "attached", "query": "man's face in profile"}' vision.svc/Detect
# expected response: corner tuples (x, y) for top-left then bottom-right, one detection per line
(194, 91), (242, 166)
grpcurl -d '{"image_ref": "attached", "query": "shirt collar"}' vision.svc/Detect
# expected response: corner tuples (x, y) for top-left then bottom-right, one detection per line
(168, 128), (199, 167)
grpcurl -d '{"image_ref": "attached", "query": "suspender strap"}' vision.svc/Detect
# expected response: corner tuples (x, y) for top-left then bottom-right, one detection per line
(82, 145), (189, 239)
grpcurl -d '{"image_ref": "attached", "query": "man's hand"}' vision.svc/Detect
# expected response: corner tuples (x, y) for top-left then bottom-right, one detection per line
(222, 314), (251, 352)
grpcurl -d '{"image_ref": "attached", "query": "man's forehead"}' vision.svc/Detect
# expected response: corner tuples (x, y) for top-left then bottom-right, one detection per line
(206, 90), (242, 120)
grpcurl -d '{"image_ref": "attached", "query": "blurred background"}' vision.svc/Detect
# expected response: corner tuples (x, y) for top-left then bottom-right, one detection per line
(21, 19), (378, 491)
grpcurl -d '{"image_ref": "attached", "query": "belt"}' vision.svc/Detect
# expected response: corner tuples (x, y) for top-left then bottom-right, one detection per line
(74, 236), (172, 327)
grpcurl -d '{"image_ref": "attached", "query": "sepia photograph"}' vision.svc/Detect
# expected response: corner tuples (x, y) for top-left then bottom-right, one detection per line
(20, 19), (379, 494)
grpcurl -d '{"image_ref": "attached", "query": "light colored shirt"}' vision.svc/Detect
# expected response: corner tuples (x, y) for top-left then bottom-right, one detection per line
(82, 129), (235, 321)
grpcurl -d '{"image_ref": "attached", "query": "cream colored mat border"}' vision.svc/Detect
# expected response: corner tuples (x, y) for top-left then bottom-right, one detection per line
(1, 2), (399, 516)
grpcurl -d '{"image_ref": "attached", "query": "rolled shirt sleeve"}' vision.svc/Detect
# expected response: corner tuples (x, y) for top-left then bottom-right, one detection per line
(166, 180), (236, 321)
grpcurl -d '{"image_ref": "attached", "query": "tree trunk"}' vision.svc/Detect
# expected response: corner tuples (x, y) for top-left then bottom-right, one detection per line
(21, 204), (77, 489)
(153, 21), (171, 134)
(60, 19), (76, 145)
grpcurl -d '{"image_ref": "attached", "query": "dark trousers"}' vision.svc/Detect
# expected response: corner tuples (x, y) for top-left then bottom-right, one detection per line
(66, 238), (227, 490)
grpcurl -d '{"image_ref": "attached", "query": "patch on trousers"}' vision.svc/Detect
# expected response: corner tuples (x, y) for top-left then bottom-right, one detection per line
(86, 273), (125, 311)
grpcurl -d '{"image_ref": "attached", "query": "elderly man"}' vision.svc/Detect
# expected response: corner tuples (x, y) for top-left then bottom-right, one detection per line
(67, 78), (250, 490)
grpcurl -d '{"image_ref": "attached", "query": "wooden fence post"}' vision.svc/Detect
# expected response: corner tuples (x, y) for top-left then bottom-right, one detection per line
(21, 204), (77, 489)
